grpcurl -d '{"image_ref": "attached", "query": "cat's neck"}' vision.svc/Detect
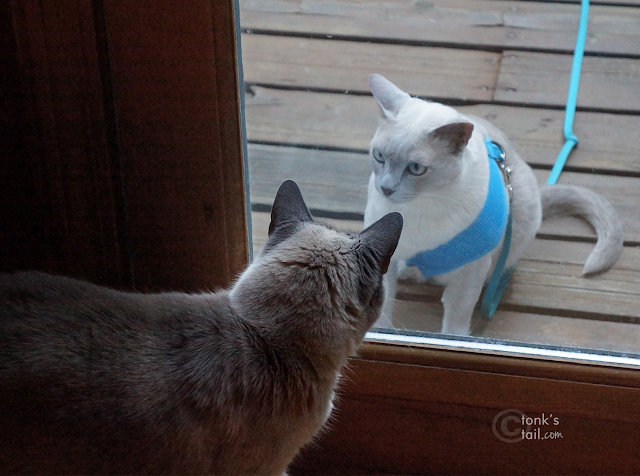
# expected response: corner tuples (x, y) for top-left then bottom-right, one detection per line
(229, 267), (352, 375)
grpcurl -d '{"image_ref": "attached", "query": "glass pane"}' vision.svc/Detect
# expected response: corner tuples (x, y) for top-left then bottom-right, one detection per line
(238, 0), (640, 359)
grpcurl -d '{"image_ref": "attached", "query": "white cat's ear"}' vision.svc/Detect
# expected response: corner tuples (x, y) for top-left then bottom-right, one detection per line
(359, 212), (403, 275)
(429, 122), (474, 155)
(369, 74), (411, 119)
(269, 180), (313, 236)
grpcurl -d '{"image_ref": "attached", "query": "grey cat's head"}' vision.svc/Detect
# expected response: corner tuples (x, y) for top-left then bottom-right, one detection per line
(231, 180), (403, 357)
(368, 74), (474, 203)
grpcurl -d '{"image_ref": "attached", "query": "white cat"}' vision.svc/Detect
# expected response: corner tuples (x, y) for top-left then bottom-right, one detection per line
(364, 74), (624, 335)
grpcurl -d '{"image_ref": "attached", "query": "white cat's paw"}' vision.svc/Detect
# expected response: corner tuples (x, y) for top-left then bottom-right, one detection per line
(397, 262), (427, 283)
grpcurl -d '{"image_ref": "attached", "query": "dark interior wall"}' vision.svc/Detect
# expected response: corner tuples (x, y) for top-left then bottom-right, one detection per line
(0, 0), (248, 292)
(0, 0), (40, 275)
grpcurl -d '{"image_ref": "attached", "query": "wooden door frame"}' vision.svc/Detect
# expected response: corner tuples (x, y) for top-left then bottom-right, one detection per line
(1, 0), (248, 291)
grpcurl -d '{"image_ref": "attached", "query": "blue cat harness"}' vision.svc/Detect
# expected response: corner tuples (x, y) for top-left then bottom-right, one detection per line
(406, 138), (514, 318)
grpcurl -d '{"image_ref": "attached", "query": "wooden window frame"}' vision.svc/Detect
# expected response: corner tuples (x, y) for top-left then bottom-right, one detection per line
(289, 340), (640, 474)
(1, 0), (248, 292)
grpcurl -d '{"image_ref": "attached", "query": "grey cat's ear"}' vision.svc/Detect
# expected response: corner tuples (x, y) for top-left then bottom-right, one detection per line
(369, 74), (411, 119)
(269, 180), (313, 236)
(359, 212), (403, 275)
(429, 122), (474, 155)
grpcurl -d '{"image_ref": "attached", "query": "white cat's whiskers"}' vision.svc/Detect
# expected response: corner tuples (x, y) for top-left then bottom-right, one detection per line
(352, 179), (370, 200)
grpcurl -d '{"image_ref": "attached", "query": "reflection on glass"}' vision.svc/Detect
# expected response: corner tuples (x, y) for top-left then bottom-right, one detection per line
(239, 0), (640, 356)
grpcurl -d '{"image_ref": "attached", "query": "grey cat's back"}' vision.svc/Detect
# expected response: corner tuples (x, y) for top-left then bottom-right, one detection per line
(0, 270), (228, 379)
(0, 180), (404, 475)
(0, 275), (313, 475)
(0, 271), (236, 474)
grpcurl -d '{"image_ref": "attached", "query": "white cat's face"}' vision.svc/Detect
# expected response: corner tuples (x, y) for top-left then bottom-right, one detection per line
(368, 74), (474, 204)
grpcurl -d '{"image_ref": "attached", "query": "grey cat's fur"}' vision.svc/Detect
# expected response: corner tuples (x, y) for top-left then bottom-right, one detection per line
(364, 74), (623, 335)
(0, 180), (403, 475)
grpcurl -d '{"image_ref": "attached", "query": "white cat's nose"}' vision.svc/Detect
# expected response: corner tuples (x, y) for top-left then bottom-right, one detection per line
(381, 186), (395, 197)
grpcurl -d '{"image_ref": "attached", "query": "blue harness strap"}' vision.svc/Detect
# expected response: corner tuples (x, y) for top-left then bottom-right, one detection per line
(406, 138), (514, 320)
(480, 139), (514, 319)
(405, 148), (508, 279)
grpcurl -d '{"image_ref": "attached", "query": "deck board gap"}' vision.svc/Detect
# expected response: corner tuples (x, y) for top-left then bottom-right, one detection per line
(240, 30), (640, 61)
(536, 234), (640, 248)
(499, 304), (640, 325)
(246, 84), (640, 117)
(247, 140), (640, 180)
(511, 0), (640, 6)
(527, 163), (640, 180)
(247, 140), (369, 155)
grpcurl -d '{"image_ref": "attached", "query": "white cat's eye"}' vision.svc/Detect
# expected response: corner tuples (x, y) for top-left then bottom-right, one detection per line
(372, 148), (385, 163)
(407, 163), (427, 176)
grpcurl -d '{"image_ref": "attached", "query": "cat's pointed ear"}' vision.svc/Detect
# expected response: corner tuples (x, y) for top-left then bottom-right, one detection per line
(369, 74), (411, 119)
(359, 212), (403, 275)
(429, 122), (474, 155)
(269, 180), (313, 236)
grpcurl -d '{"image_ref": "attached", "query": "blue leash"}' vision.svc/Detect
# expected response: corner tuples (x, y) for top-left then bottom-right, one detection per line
(481, 0), (590, 318)
(547, 0), (590, 185)
(481, 140), (513, 319)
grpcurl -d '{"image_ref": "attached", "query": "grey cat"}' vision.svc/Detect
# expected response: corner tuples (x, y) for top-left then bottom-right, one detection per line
(364, 74), (623, 335)
(0, 180), (403, 475)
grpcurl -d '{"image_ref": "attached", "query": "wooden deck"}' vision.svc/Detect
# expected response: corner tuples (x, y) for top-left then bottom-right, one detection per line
(239, 0), (640, 354)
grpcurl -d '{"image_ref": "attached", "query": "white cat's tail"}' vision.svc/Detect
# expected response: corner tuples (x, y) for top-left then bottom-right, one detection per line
(540, 184), (623, 276)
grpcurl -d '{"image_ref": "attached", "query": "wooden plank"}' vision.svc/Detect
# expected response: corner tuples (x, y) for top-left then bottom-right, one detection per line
(239, 0), (640, 56)
(241, 33), (500, 101)
(252, 210), (640, 323)
(290, 359), (640, 475)
(468, 103), (640, 175)
(5, 0), (131, 288)
(524, 0), (640, 6)
(106, 0), (248, 292)
(357, 341), (640, 388)
(245, 87), (376, 148)
(242, 34), (640, 112)
(248, 144), (640, 243)
(389, 300), (640, 355)
(398, 238), (640, 321)
(245, 87), (640, 174)
(248, 145), (371, 216)
(495, 51), (640, 112)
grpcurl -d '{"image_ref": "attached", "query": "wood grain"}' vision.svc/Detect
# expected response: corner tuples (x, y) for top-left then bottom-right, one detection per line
(495, 51), (640, 112)
(291, 361), (640, 475)
(242, 33), (500, 101)
(243, 34), (640, 113)
(106, 0), (248, 292)
(4, 0), (129, 287)
(389, 300), (640, 355)
(397, 238), (640, 321)
(247, 144), (640, 242)
(291, 344), (639, 475)
(252, 209), (640, 349)
(245, 87), (640, 174)
(240, 0), (640, 56)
